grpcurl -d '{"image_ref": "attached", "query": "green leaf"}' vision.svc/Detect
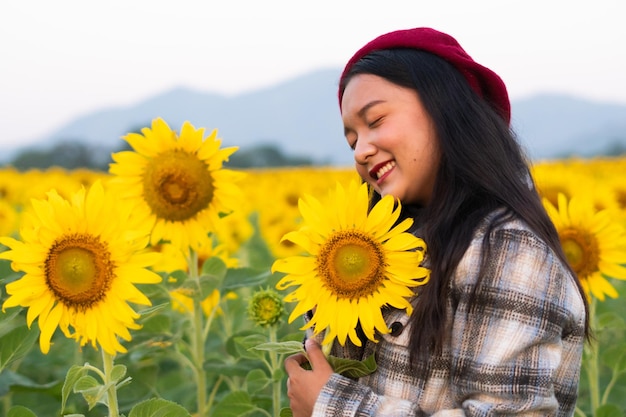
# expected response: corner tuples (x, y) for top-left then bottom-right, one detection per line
(201, 256), (228, 278)
(0, 324), (39, 373)
(7, 405), (38, 417)
(594, 403), (623, 417)
(0, 369), (57, 397)
(61, 365), (88, 413)
(596, 311), (625, 330)
(279, 407), (294, 417)
(272, 367), (286, 382)
(128, 398), (191, 417)
(210, 391), (258, 416)
(198, 275), (220, 300)
(203, 357), (265, 378)
(600, 345), (626, 372)
(73, 375), (105, 410)
(110, 364), (127, 383)
(140, 314), (172, 334)
(328, 354), (377, 379)
(250, 340), (304, 355)
(167, 270), (189, 286)
(222, 267), (272, 291)
(232, 334), (268, 360)
(245, 368), (270, 393)
(138, 303), (170, 319)
(0, 308), (22, 338)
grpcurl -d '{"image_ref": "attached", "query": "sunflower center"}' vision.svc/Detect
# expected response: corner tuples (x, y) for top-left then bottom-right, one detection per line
(317, 230), (385, 299)
(142, 150), (214, 221)
(560, 227), (599, 280)
(45, 233), (115, 310)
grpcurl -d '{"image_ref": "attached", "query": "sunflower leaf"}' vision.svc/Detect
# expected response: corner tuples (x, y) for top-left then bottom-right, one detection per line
(594, 403), (623, 417)
(222, 268), (272, 291)
(0, 324), (39, 374)
(61, 365), (88, 413)
(250, 340), (304, 355)
(210, 390), (258, 416)
(201, 256), (227, 279)
(128, 397), (191, 417)
(73, 375), (106, 410)
(7, 405), (38, 417)
(327, 354), (377, 379)
(280, 407), (294, 417)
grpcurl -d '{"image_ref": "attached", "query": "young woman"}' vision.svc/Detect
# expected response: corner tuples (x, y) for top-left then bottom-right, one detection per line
(284, 27), (589, 416)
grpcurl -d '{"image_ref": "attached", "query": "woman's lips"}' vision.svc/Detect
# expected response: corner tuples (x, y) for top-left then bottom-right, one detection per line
(370, 160), (396, 183)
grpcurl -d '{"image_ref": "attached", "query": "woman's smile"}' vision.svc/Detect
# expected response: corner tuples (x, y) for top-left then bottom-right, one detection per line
(370, 160), (396, 183)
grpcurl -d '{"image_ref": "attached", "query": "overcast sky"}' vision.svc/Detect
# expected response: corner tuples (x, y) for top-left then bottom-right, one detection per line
(1, 0), (625, 148)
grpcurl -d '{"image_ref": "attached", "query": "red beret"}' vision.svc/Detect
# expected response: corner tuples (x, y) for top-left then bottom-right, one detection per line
(339, 27), (511, 124)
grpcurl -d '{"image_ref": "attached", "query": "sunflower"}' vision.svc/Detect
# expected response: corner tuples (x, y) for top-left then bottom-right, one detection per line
(0, 181), (162, 355)
(108, 117), (244, 251)
(272, 181), (430, 347)
(543, 193), (626, 301)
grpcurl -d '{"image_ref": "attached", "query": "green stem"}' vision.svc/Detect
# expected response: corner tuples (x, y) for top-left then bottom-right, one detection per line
(600, 368), (620, 405)
(268, 327), (281, 417)
(207, 374), (224, 412)
(101, 350), (120, 417)
(1, 392), (11, 417)
(584, 298), (600, 413)
(188, 249), (208, 417)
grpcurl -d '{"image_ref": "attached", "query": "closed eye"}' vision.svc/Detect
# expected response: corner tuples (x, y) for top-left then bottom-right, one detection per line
(368, 117), (383, 128)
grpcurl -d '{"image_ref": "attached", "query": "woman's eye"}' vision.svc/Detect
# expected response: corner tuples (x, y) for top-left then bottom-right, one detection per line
(368, 117), (382, 128)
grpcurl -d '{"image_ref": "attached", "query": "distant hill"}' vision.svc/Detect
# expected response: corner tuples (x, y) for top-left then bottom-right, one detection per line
(511, 94), (626, 160)
(6, 68), (626, 166)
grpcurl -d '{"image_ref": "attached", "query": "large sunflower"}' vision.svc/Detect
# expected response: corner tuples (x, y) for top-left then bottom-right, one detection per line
(0, 181), (162, 354)
(544, 193), (626, 301)
(108, 117), (244, 251)
(272, 181), (430, 347)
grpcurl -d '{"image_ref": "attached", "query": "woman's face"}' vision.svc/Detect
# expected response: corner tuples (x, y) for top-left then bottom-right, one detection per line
(341, 74), (440, 206)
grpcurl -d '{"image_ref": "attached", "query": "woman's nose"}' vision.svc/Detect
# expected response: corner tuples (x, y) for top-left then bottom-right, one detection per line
(354, 139), (376, 165)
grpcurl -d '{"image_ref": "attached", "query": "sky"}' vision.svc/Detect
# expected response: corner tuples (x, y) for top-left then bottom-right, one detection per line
(1, 0), (625, 148)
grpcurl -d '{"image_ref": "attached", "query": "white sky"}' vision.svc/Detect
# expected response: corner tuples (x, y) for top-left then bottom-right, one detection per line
(1, 0), (625, 148)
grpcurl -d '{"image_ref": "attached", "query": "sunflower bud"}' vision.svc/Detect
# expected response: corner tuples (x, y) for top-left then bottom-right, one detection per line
(247, 288), (285, 327)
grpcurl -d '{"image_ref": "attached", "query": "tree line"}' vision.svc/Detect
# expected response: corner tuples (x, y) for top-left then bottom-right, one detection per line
(1, 140), (316, 171)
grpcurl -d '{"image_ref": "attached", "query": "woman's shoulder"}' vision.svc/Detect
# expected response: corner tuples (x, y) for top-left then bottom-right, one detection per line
(456, 209), (579, 296)
(452, 208), (586, 333)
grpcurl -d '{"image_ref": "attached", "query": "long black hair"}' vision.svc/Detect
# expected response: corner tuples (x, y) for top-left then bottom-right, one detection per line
(339, 48), (590, 362)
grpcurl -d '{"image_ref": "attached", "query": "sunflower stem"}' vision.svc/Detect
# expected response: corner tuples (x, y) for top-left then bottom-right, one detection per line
(268, 327), (282, 417)
(188, 248), (208, 417)
(583, 297), (601, 413)
(101, 350), (120, 417)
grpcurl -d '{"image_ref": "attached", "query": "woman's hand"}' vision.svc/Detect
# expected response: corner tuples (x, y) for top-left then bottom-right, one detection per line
(284, 339), (334, 417)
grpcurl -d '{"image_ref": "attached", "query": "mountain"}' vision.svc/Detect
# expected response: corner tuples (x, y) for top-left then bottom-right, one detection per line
(511, 94), (626, 160)
(8, 68), (626, 166)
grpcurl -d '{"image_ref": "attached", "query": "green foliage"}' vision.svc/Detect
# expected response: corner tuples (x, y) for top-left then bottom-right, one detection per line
(2, 141), (315, 171)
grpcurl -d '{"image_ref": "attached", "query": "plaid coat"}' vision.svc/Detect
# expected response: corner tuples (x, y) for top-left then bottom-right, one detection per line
(309, 215), (586, 416)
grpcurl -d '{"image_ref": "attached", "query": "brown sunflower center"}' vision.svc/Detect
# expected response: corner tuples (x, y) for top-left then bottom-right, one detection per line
(142, 149), (214, 221)
(317, 230), (385, 299)
(616, 190), (626, 210)
(560, 227), (599, 280)
(45, 233), (115, 310)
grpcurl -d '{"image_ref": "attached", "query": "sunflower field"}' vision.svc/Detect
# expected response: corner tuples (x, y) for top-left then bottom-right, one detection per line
(1, 119), (625, 417)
